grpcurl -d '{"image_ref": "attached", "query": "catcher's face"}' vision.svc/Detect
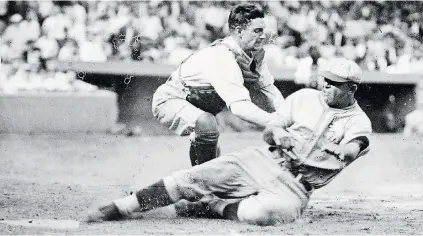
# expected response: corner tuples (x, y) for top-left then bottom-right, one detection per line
(238, 18), (266, 53)
(322, 78), (356, 108)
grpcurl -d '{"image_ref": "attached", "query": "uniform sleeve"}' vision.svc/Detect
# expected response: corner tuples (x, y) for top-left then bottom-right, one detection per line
(256, 62), (275, 88)
(205, 48), (252, 107)
(255, 62), (285, 111)
(341, 114), (372, 156)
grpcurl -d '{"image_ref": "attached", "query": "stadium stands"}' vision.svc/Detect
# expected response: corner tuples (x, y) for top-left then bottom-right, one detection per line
(1, 1), (423, 134)
(2, 1), (423, 92)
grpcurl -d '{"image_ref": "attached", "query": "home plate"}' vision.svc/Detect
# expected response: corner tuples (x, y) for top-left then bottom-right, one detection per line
(0, 219), (79, 230)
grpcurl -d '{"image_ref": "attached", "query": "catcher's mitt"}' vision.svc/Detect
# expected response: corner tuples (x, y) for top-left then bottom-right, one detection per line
(185, 86), (226, 116)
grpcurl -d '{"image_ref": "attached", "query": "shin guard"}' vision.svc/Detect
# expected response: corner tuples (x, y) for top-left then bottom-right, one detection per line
(189, 113), (220, 166)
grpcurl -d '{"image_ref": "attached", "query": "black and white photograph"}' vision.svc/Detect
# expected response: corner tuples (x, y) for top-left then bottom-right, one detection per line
(0, 0), (422, 234)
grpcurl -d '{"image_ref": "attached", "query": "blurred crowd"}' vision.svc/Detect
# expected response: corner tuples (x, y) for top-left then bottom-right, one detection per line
(1, 0), (423, 92)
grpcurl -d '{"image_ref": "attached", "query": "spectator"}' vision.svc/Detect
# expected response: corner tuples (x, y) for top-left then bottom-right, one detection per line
(109, 16), (140, 59)
(71, 2), (87, 24)
(2, 0), (423, 92)
(263, 40), (285, 68)
(198, 2), (228, 41)
(38, 0), (55, 20)
(138, 5), (163, 41)
(382, 94), (399, 132)
(67, 12), (87, 44)
(58, 38), (79, 61)
(20, 10), (41, 43)
(404, 94), (423, 137)
(186, 31), (211, 50)
(107, 3), (131, 34)
(393, 43), (413, 74)
(0, 39), (16, 64)
(26, 62), (45, 91)
(26, 45), (42, 70)
(114, 44), (133, 61)
(79, 29), (109, 62)
(355, 37), (367, 65)
(0, 1), (7, 35)
(287, 4), (309, 34)
(0, 63), (13, 93)
(34, 27), (60, 67)
(165, 38), (193, 65)
(7, 63), (31, 92)
(0, 1), (8, 24)
(319, 41), (337, 60)
(2, 14), (23, 45)
(294, 45), (314, 86)
(383, 34), (398, 67)
(41, 5), (71, 46)
(403, 105), (423, 136)
(166, 15), (195, 40)
(341, 38), (357, 61)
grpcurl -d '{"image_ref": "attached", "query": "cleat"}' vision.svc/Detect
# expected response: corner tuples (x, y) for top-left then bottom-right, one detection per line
(86, 203), (123, 222)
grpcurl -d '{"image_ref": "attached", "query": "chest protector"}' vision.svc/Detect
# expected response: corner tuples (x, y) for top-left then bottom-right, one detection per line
(177, 39), (263, 115)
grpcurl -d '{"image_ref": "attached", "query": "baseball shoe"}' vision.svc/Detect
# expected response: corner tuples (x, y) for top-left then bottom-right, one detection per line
(86, 202), (123, 222)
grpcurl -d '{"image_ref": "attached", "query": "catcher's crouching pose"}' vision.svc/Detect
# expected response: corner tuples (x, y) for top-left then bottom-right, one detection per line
(86, 58), (372, 226)
(151, 3), (284, 166)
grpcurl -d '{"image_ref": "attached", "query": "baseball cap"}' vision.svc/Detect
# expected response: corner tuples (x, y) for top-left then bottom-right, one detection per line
(318, 58), (363, 84)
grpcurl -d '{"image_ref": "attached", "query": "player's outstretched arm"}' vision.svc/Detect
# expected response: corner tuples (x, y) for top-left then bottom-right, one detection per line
(229, 100), (280, 128)
(255, 62), (285, 110)
(321, 137), (368, 163)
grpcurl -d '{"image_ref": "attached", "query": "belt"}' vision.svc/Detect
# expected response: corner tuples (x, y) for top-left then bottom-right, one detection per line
(270, 147), (313, 192)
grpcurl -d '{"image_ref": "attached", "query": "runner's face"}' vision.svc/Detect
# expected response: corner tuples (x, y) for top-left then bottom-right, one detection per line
(322, 78), (351, 107)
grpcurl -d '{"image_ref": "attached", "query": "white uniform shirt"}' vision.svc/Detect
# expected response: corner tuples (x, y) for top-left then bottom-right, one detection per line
(273, 89), (372, 188)
(276, 89), (372, 154)
(170, 36), (282, 109)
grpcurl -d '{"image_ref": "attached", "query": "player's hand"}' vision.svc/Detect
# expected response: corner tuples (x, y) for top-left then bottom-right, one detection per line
(263, 126), (295, 150)
(321, 143), (345, 161)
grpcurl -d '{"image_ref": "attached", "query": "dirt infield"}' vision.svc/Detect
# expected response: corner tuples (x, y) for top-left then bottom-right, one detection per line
(0, 133), (422, 234)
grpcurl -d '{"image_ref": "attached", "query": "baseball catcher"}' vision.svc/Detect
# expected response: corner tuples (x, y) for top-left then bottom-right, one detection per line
(87, 58), (372, 226)
(151, 3), (284, 166)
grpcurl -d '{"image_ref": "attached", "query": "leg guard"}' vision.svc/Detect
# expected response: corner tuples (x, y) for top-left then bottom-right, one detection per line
(189, 113), (220, 166)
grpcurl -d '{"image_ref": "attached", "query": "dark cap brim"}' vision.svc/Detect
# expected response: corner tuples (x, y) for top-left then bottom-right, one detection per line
(318, 70), (349, 83)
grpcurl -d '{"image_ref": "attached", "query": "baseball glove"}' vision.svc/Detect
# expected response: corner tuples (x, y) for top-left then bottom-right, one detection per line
(185, 86), (226, 116)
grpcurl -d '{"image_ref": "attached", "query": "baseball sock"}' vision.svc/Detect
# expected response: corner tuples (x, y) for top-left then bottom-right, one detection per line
(113, 180), (173, 216)
(189, 141), (220, 166)
(222, 202), (240, 220)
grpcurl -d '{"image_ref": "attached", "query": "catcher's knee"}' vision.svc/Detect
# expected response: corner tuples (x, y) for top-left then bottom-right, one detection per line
(193, 112), (219, 144)
(151, 86), (165, 117)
